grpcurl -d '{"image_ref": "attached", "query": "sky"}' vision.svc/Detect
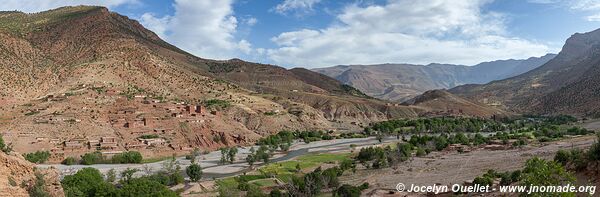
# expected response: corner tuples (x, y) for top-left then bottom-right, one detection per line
(2, 0), (600, 68)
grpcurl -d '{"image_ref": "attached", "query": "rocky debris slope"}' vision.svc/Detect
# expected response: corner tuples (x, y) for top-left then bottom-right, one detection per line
(0, 151), (64, 196)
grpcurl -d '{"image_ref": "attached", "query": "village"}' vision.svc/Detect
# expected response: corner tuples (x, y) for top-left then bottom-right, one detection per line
(1, 86), (240, 163)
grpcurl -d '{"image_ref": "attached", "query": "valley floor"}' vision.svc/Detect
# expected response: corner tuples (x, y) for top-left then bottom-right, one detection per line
(340, 135), (598, 193)
(38, 136), (403, 180)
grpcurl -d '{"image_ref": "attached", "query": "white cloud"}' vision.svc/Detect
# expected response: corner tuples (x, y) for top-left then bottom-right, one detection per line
(273, 0), (321, 15)
(267, 0), (551, 68)
(529, 0), (600, 21)
(140, 0), (254, 60)
(245, 17), (258, 26)
(0, 0), (137, 13)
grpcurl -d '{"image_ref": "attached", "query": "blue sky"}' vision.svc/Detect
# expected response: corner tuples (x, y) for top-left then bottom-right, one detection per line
(3, 0), (600, 68)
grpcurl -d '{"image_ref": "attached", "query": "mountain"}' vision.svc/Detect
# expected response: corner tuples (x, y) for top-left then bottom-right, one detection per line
(402, 90), (509, 118)
(313, 54), (555, 101)
(0, 6), (452, 160)
(450, 28), (600, 117)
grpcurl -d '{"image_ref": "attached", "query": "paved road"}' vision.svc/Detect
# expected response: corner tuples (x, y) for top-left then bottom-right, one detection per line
(38, 136), (403, 180)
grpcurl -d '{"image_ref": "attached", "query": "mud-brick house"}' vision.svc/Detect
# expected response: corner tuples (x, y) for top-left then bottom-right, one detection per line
(100, 137), (118, 150)
(64, 141), (83, 151)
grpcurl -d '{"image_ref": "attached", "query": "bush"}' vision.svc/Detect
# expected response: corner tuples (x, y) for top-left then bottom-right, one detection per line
(415, 147), (426, 157)
(269, 189), (284, 197)
(554, 149), (571, 165)
(0, 135), (11, 153)
(62, 157), (77, 165)
(29, 172), (50, 197)
(588, 133), (600, 161)
(473, 176), (493, 187)
(23, 151), (51, 164)
(111, 151), (143, 164)
(139, 134), (159, 139)
(203, 99), (230, 109)
(62, 168), (116, 197)
(335, 184), (363, 197)
(81, 152), (103, 165)
(521, 157), (575, 191)
(146, 171), (184, 186)
(186, 164), (202, 182)
(118, 177), (178, 197)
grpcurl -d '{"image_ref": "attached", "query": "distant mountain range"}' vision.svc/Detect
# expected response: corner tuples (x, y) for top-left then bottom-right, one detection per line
(313, 54), (556, 101)
(450, 28), (600, 117)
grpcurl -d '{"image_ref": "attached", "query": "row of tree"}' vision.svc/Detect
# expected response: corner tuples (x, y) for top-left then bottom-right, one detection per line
(61, 154), (205, 197)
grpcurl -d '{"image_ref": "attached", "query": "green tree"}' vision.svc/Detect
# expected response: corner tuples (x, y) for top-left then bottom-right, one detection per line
(120, 168), (139, 184)
(111, 151), (143, 164)
(62, 157), (77, 165)
(220, 147), (229, 164)
(554, 149), (571, 165)
(61, 168), (116, 197)
(29, 172), (49, 197)
(23, 151), (51, 164)
(520, 157), (575, 197)
(118, 177), (178, 197)
(186, 163), (203, 182)
(269, 189), (284, 197)
(106, 169), (116, 183)
(246, 184), (266, 197)
(228, 147), (238, 164)
(81, 152), (103, 165)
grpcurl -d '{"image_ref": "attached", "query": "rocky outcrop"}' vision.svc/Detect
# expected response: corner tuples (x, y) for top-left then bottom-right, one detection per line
(0, 152), (64, 196)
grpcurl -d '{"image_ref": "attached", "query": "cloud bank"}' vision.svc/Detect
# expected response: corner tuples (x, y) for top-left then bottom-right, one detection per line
(267, 0), (551, 68)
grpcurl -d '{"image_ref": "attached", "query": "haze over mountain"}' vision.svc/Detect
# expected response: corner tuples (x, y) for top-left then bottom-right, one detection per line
(450, 28), (600, 117)
(313, 54), (555, 102)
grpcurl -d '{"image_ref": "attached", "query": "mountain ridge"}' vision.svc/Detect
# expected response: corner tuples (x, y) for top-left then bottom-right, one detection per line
(449, 28), (600, 116)
(313, 54), (556, 101)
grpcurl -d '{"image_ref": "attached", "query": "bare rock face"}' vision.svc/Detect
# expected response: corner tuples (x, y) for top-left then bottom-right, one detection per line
(0, 152), (64, 197)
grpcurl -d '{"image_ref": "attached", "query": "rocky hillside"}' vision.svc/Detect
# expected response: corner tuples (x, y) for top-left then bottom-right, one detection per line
(402, 90), (509, 118)
(0, 6), (445, 161)
(450, 28), (600, 117)
(314, 54), (555, 101)
(0, 151), (64, 196)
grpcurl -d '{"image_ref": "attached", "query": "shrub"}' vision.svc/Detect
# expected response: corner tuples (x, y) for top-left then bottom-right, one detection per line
(245, 184), (265, 197)
(269, 189), (284, 197)
(61, 168), (116, 197)
(203, 99), (230, 109)
(554, 149), (571, 165)
(416, 147), (426, 157)
(105, 169), (116, 183)
(588, 133), (600, 161)
(473, 176), (493, 187)
(0, 135), (11, 153)
(186, 164), (202, 182)
(23, 151), (51, 164)
(118, 177), (178, 197)
(138, 134), (160, 139)
(81, 152), (103, 165)
(521, 157), (575, 192)
(29, 172), (50, 197)
(111, 151), (143, 164)
(62, 157), (77, 165)
(146, 171), (184, 186)
(335, 184), (363, 197)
